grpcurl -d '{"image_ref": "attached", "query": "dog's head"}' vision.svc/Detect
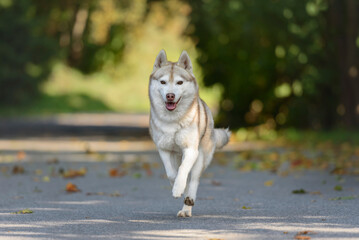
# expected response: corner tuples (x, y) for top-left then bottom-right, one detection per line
(149, 50), (198, 113)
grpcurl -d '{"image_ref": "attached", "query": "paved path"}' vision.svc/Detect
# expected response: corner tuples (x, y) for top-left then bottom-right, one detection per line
(0, 152), (358, 240)
(0, 114), (358, 239)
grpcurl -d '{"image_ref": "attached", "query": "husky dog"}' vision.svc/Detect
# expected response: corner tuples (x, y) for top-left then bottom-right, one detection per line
(149, 50), (231, 217)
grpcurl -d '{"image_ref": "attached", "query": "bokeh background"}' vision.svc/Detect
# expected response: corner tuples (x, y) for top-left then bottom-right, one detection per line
(1, 0), (359, 141)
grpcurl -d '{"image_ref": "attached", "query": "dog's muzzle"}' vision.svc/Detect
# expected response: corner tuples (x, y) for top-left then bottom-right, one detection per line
(165, 97), (181, 111)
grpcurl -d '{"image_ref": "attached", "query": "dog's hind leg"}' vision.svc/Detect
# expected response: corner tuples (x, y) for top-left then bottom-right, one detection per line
(177, 151), (204, 217)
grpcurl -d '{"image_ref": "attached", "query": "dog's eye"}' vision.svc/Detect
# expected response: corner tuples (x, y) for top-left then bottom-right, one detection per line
(177, 81), (183, 85)
(160, 81), (166, 85)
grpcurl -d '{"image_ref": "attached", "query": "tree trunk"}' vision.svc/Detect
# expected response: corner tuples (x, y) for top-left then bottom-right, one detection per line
(330, 0), (359, 128)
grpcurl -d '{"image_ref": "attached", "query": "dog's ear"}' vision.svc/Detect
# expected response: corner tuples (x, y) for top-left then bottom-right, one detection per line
(153, 49), (167, 71)
(177, 50), (193, 73)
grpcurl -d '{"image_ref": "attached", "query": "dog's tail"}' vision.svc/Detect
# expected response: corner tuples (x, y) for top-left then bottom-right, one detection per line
(214, 128), (231, 149)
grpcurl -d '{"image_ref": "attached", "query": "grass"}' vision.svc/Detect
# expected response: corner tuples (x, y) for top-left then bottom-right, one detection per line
(233, 125), (359, 148)
(277, 128), (359, 145)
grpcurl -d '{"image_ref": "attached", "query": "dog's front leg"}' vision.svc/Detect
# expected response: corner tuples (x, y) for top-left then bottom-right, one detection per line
(158, 149), (178, 185)
(172, 148), (198, 198)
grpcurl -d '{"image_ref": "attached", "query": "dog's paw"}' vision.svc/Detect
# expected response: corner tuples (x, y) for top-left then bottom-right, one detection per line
(177, 209), (192, 217)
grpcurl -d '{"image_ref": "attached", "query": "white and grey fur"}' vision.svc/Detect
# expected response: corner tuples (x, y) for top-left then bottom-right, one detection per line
(149, 50), (231, 217)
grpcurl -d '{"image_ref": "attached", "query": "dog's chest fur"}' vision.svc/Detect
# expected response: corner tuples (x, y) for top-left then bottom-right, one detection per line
(150, 111), (197, 153)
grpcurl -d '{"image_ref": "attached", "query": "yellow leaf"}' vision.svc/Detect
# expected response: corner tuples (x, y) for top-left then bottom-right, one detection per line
(264, 180), (274, 186)
(42, 176), (50, 182)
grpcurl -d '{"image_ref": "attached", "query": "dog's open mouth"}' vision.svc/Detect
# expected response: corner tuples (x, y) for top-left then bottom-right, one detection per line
(165, 97), (181, 111)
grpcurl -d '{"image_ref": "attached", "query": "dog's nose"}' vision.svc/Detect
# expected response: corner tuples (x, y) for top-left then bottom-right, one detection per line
(166, 93), (175, 101)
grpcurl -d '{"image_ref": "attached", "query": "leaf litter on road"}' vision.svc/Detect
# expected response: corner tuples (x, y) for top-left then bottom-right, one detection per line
(142, 163), (153, 176)
(241, 206), (252, 209)
(294, 230), (316, 239)
(334, 185), (343, 191)
(264, 180), (274, 186)
(292, 189), (307, 194)
(12, 165), (25, 174)
(11, 209), (33, 214)
(62, 168), (87, 178)
(66, 182), (81, 193)
(86, 191), (121, 197)
(109, 168), (127, 178)
(211, 180), (222, 186)
(330, 196), (356, 200)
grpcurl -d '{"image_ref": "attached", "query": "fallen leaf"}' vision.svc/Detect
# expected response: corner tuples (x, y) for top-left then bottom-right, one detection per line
(292, 189), (307, 194)
(151, 162), (160, 169)
(295, 230), (316, 239)
(11, 209), (33, 214)
(242, 206), (252, 209)
(33, 177), (40, 182)
(35, 169), (43, 176)
(291, 159), (304, 167)
(211, 180), (222, 186)
(334, 185), (343, 191)
(1, 166), (9, 174)
(294, 236), (310, 240)
(264, 180), (274, 186)
(108, 168), (127, 178)
(132, 173), (142, 179)
(310, 191), (322, 195)
(330, 167), (346, 175)
(86, 191), (121, 197)
(202, 172), (214, 178)
(109, 168), (118, 177)
(42, 176), (50, 182)
(17, 151), (26, 160)
(12, 165), (24, 174)
(62, 168), (87, 178)
(142, 163), (152, 176)
(66, 182), (81, 193)
(283, 232), (288, 234)
(330, 196), (356, 200)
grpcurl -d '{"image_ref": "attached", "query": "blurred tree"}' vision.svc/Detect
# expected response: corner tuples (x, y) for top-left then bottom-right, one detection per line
(329, 0), (359, 128)
(0, 0), (146, 105)
(187, 0), (359, 129)
(33, 0), (145, 74)
(0, 0), (57, 104)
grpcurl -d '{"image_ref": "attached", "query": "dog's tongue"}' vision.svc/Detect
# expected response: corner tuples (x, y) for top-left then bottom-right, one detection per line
(166, 102), (176, 111)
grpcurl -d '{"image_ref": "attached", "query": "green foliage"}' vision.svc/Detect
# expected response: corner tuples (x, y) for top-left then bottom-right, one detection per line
(33, 0), (139, 74)
(0, 0), (57, 104)
(187, 0), (346, 129)
(0, 93), (111, 116)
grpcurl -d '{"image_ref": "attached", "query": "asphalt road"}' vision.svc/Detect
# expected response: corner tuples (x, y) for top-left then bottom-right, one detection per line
(0, 114), (358, 239)
(0, 153), (358, 240)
